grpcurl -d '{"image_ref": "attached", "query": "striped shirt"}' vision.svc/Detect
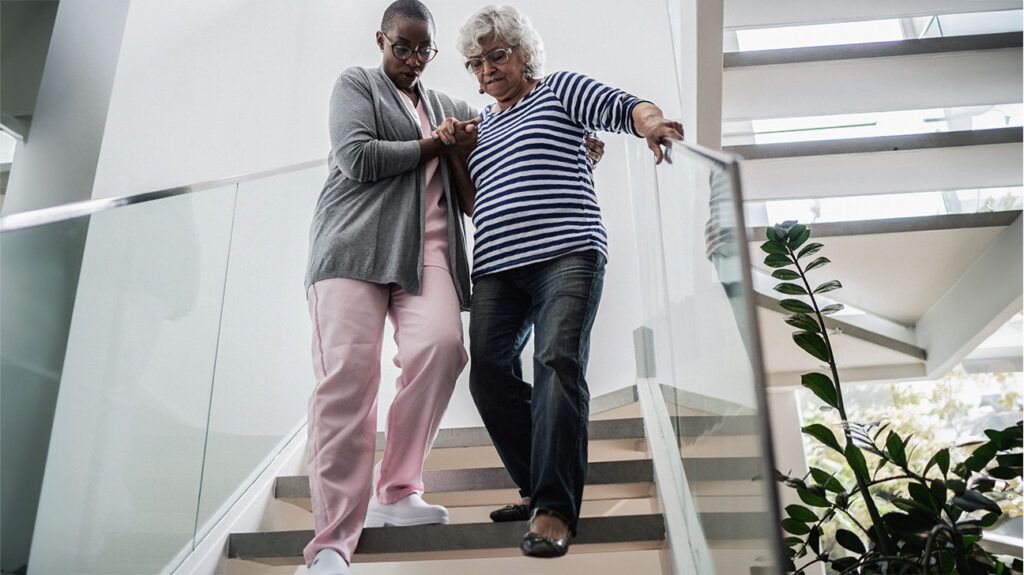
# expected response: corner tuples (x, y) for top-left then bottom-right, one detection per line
(467, 71), (644, 280)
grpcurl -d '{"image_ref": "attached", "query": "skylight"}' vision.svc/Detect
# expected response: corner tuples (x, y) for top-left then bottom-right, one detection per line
(734, 19), (904, 51)
(729, 10), (1023, 52)
(729, 103), (1023, 146)
(745, 188), (1024, 228)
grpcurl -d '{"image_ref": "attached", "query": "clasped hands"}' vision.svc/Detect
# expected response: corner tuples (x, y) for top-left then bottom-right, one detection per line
(433, 117), (480, 158)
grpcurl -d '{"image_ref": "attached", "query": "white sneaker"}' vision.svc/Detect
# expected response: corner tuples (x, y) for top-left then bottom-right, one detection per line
(308, 548), (350, 575)
(364, 492), (449, 527)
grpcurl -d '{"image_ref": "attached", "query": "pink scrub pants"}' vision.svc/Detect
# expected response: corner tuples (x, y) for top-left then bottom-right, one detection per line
(302, 266), (467, 565)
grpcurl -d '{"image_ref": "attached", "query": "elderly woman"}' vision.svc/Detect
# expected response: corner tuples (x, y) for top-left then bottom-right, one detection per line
(436, 4), (683, 559)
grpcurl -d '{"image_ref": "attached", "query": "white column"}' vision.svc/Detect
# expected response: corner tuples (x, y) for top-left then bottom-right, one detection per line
(666, 0), (724, 150)
(2, 0), (132, 215)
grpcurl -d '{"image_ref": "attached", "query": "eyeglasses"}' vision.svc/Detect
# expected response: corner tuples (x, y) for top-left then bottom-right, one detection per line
(464, 46), (518, 73)
(381, 33), (438, 63)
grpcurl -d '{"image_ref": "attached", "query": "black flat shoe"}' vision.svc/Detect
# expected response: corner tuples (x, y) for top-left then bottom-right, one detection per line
(520, 531), (571, 558)
(489, 503), (530, 522)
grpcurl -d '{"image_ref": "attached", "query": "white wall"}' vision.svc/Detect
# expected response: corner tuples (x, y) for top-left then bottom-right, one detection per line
(88, 0), (681, 430)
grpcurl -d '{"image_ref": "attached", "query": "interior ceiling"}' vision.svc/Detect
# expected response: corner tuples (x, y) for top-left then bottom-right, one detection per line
(757, 307), (923, 374)
(750, 225), (1008, 325)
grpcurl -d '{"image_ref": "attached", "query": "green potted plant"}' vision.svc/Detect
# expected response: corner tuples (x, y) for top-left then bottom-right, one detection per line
(763, 221), (1023, 574)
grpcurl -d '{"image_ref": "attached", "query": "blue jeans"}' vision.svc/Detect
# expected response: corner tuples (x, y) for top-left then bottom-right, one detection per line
(469, 250), (606, 535)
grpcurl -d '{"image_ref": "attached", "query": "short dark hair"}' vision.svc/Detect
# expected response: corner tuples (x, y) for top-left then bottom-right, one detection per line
(381, 0), (434, 34)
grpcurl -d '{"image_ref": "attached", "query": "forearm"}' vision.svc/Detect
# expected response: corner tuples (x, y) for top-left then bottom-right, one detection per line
(631, 102), (666, 137)
(447, 154), (476, 216)
(419, 137), (446, 165)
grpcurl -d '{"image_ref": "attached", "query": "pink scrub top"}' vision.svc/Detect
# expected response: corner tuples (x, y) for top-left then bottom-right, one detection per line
(400, 92), (450, 272)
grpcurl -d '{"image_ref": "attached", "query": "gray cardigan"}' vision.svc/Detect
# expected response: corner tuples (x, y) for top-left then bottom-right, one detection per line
(306, 66), (477, 309)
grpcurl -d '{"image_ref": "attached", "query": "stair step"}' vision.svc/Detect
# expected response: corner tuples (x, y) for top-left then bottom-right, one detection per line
(229, 514), (667, 564)
(277, 457), (764, 512)
(376, 415), (759, 451)
(724, 31), (1023, 68)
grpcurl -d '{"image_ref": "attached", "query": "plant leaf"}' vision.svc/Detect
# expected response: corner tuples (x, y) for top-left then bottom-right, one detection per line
(789, 227), (812, 250)
(786, 504), (818, 523)
(801, 372), (838, 409)
(964, 442), (999, 473)
(926, 448), (950, 477)
(820, 303), (845, 316)
(785, 313), (820, 333)
(779, 298), (814, 314)
(781, 517), (810, 535)
(772, 268), (801, 280)
(835, 528), (866, 554)
(952, 490), (1002, 514)
(988, 466), (1019, 480)
(767, 226), (783, 243)
(764, 253), (793, 268)
(793, 331), (830, 362)
(845, 444), (870, 484)
(805, 257), (830, 271)
(930, 479), (947, 509)
(908, 482), (937, 513)
(798, 486), (831, 508)
(774, 282), (808, 295)
(798, 242), (824, 259)
(760, 240), (789, 255)
(786, 223), (807, 243)
(809, 467), (845, 493)
(813, 280), (842, 294)
(803, 423), (843, 453)
(886, 431), (908, 468)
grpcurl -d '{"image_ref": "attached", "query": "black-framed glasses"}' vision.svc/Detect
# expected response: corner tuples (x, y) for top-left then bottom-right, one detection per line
(464, 46), (518, 73)
(381, 33), (438, 63)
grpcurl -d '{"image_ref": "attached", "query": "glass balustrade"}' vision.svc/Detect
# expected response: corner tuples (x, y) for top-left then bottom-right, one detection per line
(1, 163), (326, 574)
(627, 138), (785, 574)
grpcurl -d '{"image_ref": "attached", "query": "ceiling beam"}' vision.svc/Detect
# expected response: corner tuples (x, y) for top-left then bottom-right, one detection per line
(916, 214), (1023, 377)
(755, 292), (926, 360)
(723, 47), (1022, 121)
(727, 128), (1022, 161)
(748, 210), (1023, 239)
(725, 32), (1022, 68)
(737, 141), (1022, 201)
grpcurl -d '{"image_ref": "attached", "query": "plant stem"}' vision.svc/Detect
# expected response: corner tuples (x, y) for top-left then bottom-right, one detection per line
(837, 507), (872, 538)
(789, 245), (897, 556)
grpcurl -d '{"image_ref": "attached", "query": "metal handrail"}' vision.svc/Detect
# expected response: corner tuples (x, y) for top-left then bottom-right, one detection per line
(0, 136), (737, 233)
(0, 158), (327, 232)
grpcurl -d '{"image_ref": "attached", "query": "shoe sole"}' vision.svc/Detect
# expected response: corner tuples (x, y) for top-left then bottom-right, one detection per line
(364, 513), (450, 528)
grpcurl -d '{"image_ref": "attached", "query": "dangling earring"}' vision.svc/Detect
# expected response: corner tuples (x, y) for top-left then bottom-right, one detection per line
(479, 87), (485, 94)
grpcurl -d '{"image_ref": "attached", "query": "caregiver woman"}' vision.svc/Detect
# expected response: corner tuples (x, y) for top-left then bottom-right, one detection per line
(439, 4), (684, 559)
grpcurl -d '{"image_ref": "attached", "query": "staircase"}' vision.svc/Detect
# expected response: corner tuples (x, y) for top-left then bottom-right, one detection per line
(222, 391), (774, 574)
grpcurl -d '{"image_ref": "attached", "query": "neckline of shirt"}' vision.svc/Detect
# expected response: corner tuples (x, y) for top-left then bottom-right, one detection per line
(486, 78), (545, 120)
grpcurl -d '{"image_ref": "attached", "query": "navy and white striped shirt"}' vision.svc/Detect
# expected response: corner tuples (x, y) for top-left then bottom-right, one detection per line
(467, 71), (644, 280)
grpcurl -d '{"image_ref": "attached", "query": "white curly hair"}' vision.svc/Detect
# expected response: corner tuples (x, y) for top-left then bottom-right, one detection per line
(456, 5), (546, 79)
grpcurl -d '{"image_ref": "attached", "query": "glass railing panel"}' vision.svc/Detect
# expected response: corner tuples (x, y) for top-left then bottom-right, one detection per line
(627, 139), (783, 574)
(25, 185), (237, 574)
(193, 166), (324, 537)
(1, 215), (89, 574)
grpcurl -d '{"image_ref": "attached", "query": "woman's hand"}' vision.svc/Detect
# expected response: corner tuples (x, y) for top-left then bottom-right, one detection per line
(585, 135), (605, 169)
(642, 117), (684, 165)
(631, 103), (684, 165)
(434, 116), (480, 158)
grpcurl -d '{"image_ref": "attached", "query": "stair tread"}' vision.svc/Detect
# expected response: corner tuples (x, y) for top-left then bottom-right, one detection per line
(380, 415), (760, 451)
(276, 457), (765, 500)
(230, 514), (666, 561)
(228, 512), (773, 563)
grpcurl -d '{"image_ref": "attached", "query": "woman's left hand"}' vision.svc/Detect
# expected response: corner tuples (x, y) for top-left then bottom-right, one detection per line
(643, 118), (684, 165)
